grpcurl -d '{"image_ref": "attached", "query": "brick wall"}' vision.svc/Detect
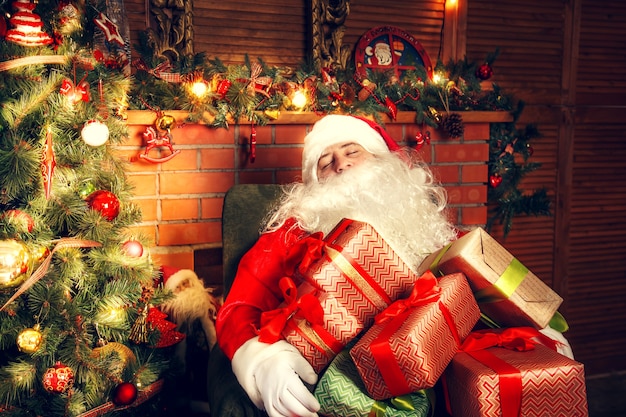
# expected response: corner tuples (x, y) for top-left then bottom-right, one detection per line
(118, 111), (510, 283)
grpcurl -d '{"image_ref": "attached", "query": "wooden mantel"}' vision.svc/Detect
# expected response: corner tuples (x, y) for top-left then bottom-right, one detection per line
(126, 110), (513, 126)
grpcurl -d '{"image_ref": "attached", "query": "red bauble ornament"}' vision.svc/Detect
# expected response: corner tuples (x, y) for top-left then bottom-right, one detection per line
(2, 209), (34, 233)
(112, 382), (138, 406)
(489, 174), (503, 188)
(122, 240), (143, 257)
(42, 362), (74, 393)
(87, 190), (120, 221)
(476, 63), (494, 80)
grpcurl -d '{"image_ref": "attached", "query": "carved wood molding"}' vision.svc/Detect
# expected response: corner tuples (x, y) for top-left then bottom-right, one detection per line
(144, 0), (194, 61)
(310, 0), (351, 70)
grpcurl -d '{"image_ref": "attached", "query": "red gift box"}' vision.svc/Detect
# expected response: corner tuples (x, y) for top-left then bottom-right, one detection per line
(260, 218), (424, 372)
(296, 218), (421, 324)
(443, 328), (588, 417)
(350, 272), (481, 400)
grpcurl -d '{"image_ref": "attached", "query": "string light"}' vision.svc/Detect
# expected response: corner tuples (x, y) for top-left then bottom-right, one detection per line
(190, 79), (209, 98)
(291, 89), (307, 109)
(97, 306), (125, 324)
(185, 73), (210, 99)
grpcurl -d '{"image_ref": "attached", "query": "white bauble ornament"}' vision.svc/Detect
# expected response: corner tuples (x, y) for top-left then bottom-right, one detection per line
(81, 120), (110, 147)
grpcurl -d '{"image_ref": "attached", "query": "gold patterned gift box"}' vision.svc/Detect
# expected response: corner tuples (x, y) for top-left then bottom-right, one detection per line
(259, 218), (421, 372)
(443, 328), (588, 417)
(350, 272), (481, 400)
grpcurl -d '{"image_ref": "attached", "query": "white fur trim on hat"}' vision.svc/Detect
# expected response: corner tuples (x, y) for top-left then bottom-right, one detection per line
(163, 268), (199, 289)
(302, 114), (391, 184)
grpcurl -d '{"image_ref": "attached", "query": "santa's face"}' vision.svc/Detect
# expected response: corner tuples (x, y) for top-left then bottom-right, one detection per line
(316, 142), (374, 180)
(171, 278), (192, 294)
(374, 43), (393, 66)
(271, 152), (457, 271)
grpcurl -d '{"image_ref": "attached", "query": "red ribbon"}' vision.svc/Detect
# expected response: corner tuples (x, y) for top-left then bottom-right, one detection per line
(297, 220), (393, 308)
(458, 327), (553, 417)
(461, 327), (544, 353)
(258, 277), (324, 343)
(374, 270), (440, 324)
(284, 232), (325, 277)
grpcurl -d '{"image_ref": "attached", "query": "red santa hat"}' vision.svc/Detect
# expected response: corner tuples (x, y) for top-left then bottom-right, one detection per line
(160, 265), (199, 289)
(301, 114), (400, 184)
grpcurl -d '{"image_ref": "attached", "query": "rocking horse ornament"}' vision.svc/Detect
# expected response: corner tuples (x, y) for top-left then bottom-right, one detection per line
(139, 113), (181, 163)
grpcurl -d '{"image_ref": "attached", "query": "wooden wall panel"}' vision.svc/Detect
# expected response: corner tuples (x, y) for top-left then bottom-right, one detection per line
(564, 0), (626, 375)
(192, 0), (307, 67)
(575, 0), (626, 104)
(464, 1), (561, 283)
(568, 112), (626, 373)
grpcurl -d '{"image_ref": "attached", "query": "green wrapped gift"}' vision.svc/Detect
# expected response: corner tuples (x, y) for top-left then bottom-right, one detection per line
(314, 350), (431, 417)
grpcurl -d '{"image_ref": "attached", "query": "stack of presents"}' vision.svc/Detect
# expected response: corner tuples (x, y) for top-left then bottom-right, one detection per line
(260, 219), (588, 416)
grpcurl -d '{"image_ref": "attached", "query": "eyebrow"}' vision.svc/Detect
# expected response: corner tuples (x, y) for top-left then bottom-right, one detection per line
(319, 142), (359, 161)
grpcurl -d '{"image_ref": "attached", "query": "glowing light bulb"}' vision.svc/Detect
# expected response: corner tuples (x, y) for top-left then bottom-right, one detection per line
(291, 90), (307, 109)
(190, 80), (209, 98)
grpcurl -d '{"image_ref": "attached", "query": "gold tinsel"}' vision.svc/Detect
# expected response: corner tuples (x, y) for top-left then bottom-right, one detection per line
(129, 308), (149, 344)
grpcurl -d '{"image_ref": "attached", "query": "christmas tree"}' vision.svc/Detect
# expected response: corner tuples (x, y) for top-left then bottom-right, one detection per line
(0, 0), (180, 415)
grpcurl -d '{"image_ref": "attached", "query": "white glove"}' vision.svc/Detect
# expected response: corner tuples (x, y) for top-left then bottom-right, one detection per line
(231, 336), (320, 417)
(538, 326), (575, 359)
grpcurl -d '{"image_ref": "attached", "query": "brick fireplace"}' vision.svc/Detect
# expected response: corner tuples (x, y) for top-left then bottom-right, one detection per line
(119, 111), (510, 284)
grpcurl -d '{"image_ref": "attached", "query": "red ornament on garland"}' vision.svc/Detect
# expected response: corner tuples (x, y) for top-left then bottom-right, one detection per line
(87, 190), (120, 221)
(476, 63), (494, 81)
(42, 362), (74, 393)
(112, 382), (138, 406)
(384, 96), (398, 120)
(489, 174), (503, 188)
(414, 130), (431, 151)
(216, 79), (231, 99)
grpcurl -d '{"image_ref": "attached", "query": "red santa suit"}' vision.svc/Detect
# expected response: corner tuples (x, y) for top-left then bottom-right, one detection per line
(216, 218), (308, 359)
(216, 115), (401, 361)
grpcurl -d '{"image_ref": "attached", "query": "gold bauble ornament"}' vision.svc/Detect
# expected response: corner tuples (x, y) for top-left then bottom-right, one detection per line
(156, 114), (176, 132)
(17, 324), (43, 354)
(91, 341), (136, 377)
(0, 239), (30, 288)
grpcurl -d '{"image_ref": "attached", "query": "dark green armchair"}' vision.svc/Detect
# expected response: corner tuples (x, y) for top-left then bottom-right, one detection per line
(207, 184), (283, 417)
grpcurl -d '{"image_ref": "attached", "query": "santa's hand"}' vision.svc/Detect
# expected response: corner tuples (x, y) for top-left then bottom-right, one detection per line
(231, 336), (320, 417)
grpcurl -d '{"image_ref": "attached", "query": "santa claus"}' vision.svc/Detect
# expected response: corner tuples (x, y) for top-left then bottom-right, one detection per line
(161, 266), (221, 351)
(216, 114), (457, 417)
(215, 115), (572, 417)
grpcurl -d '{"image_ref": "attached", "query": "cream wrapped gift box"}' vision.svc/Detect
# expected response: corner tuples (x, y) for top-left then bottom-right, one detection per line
(418, 227), (562, 329)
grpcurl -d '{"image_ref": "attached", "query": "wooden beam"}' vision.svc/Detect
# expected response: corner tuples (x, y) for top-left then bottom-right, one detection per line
(553, 0), (582, 312)
(442, 0), (467, 62)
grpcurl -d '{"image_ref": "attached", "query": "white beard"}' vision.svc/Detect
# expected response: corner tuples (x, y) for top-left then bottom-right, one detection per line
(265, 153), (457, 271)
